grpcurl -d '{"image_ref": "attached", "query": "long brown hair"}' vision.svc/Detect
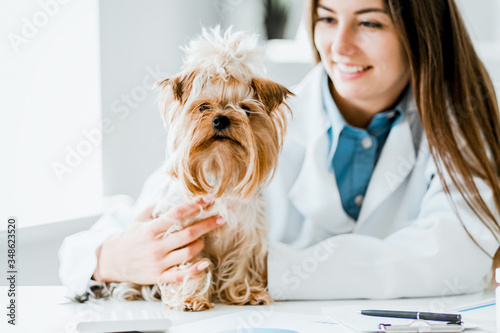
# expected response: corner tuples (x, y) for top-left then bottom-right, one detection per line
(307, 0), (500, 269)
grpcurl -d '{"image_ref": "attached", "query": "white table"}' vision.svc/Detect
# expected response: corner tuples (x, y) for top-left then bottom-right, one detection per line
(1, 286), (496, 333)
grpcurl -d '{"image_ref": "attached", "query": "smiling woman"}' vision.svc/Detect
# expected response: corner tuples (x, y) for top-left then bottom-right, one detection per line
(260, 0), (500, 298)
(313, 0), (410, 128)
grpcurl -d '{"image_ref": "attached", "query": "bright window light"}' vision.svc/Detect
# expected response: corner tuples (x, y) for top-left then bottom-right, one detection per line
(1, 0), (103, 229)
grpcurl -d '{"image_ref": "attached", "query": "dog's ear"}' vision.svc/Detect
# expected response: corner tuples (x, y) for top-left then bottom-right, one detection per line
(155, 70), (199, 121)
(155, 77), (176, 122)
(155, 77), (172, 91)
(154, 75), (182, 103)
(155, 70), (199, 103)
(251, 78), (294, 112)
(251, 77), (293, 151)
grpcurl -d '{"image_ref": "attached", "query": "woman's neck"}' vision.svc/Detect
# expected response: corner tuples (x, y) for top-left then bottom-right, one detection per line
(329, 80), (408, 129)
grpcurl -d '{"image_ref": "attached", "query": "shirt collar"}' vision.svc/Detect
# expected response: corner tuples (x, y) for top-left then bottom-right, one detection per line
(322, 71), (346, 142)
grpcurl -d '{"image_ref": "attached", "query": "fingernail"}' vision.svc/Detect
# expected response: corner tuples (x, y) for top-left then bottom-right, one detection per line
(216, 217), (225, 225)
(202, 196), (214, 204)
(198, 261), (210, 271)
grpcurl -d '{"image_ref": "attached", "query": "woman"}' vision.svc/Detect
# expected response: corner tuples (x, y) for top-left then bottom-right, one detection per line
(60, 0), (500, 300)
(263, 0), (500, 299)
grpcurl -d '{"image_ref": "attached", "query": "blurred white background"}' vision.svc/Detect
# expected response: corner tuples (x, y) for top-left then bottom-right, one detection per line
(1, 0), (102, 228)
(0, 0), (499, 285)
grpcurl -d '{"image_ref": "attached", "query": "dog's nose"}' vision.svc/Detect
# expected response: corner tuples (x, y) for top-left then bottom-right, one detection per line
(213, 115), (230, 131)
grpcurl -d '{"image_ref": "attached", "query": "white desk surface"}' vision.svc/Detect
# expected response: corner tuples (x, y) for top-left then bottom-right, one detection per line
(1, 286), (496, 333)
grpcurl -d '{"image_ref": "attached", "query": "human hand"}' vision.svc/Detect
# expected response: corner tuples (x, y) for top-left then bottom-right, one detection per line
(93, 197), (224, 285)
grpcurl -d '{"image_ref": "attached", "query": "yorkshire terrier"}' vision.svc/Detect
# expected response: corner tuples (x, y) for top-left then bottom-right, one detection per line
(107, 27), (292, 311)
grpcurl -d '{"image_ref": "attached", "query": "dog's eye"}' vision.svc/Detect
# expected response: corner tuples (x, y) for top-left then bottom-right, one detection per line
(242, 105), (251, 116)
(198, 103), (211, 112)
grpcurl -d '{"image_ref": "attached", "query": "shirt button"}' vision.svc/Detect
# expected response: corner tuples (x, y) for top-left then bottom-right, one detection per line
(354, 194), (364, 207)
(361, 137), (373, 149)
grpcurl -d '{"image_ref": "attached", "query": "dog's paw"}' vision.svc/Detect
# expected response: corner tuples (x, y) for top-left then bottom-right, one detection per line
(163, 295), (213, 312)
(245, 290), (273, 305)
(221, 289), (273, 306)
(179, 296), (213, 312)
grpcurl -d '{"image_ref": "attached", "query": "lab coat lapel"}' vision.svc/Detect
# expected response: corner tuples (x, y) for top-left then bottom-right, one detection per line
(287, 65), (355, 234)
(356, 111), (417, 224)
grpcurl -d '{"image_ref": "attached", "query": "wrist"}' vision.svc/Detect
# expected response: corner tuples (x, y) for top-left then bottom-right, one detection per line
(93, 242), (117, 283)
(92, 246), (106, 282)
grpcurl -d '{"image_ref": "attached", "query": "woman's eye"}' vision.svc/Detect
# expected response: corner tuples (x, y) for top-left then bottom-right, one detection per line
(317, 17), (336, 24)
(361, 21), (382, 28)
(242, 105), (251, 116)
(198, 103), (210, 112)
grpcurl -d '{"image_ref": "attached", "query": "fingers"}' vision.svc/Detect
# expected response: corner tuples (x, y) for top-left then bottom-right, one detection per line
(147, 197), (214, 236)
(165, 197), (214, 220)
(162, 238), (205, 268)
(146, 215), (178, 238)
(165, 216), (223, 251)
(157, 260), (211, 284)
(136, 204), (156, 222)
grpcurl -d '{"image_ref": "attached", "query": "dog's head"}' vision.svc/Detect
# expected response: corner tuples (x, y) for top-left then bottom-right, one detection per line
(156, 27), (292, 200)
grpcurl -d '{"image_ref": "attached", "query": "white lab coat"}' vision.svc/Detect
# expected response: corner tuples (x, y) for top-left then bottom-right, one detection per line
(59, 64), (499, 300)
(264, 64), (499, 300)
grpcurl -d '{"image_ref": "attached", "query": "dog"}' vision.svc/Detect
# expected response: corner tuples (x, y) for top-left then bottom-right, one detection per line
(108, 27), (292, 311)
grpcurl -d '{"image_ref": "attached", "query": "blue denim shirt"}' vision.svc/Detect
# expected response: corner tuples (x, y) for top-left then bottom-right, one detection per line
(322, 72), (404, 220)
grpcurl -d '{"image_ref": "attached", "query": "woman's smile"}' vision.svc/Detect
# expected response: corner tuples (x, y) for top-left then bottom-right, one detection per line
(334, 62), (373, 80)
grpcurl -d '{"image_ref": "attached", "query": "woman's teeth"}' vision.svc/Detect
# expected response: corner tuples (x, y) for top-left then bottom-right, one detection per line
(336, 63), (371, 73)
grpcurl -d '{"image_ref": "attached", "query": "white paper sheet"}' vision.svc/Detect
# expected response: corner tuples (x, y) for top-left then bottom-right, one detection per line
(168, 310), (344, 333)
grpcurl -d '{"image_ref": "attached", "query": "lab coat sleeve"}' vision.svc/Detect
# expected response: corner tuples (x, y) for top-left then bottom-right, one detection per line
(58, 168), (170, 297)
(267, 159), (499, 300)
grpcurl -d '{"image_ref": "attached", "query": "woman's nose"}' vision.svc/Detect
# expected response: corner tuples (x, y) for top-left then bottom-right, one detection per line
(332, 24), (358, 56)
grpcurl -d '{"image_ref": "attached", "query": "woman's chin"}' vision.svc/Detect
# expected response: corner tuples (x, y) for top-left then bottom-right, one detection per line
(333, 86), (373, 101)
